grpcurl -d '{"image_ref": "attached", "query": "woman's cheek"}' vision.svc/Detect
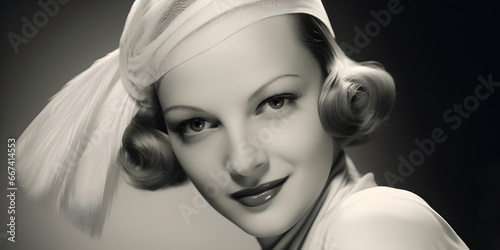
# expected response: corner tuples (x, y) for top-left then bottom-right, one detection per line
(172, 136), (224, 186)
(273, 107), (331, 161)
(173, 126), (239, 190)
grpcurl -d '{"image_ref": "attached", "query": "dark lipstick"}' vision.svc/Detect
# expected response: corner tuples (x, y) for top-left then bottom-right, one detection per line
(230, 176), (288, 207)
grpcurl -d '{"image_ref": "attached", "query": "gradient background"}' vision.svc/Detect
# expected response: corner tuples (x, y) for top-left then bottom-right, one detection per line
(1, 0), (499, 249)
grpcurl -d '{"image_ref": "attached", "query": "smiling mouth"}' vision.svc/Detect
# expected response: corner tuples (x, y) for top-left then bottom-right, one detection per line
(230, 176), (288, 207)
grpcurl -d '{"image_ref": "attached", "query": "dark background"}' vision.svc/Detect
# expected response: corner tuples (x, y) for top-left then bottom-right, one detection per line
(1, 0), (499, 249)
(328, 1), (500, 249)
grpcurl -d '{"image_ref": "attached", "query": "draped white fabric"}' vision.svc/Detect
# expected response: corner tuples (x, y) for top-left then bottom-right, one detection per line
(17, 50), (141, 235)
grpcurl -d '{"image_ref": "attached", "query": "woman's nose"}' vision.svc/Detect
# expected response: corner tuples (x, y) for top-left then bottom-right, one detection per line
(224, 125), (269, 186)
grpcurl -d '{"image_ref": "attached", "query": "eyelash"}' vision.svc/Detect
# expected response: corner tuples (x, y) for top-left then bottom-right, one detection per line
(255, 93), (301, 117)
(173, 119), (219, 143)
(174, 93), (301, 142)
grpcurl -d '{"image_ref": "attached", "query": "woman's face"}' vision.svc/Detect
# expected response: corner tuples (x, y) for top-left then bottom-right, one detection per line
(157, 15), (338, 237)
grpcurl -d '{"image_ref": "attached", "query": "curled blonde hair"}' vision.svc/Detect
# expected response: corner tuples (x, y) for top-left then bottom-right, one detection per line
(294, 14), (395, 145)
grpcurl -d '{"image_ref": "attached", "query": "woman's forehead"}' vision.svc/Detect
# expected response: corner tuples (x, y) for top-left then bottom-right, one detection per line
(157, 15), (316, 106)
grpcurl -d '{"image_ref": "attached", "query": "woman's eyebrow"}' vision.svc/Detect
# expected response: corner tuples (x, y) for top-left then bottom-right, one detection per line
(163, 74), (300, 115)
(163, 105), (205, 115)
(247, 74), (300, 102)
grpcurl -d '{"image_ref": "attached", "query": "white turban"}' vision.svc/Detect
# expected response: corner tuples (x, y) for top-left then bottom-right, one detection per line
(120, 0), (333, 106)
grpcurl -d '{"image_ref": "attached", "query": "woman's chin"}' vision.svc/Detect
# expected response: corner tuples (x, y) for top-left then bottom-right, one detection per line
(242, 225), (289, 238)
(232, 215), (295, 238)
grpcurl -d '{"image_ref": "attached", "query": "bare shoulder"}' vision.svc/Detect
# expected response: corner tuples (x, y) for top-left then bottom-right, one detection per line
(309, 187), (468, 250)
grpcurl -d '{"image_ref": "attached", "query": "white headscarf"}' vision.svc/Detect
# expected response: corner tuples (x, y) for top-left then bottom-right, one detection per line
(17, 0), (335, 235)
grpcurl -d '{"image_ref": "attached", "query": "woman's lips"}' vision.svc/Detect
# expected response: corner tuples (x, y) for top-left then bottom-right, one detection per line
(230, 176), (288, 207)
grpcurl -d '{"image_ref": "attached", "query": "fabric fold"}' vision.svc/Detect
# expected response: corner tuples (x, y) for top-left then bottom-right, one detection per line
(119, 0), (334, 106)
(17, 50), (141, 235)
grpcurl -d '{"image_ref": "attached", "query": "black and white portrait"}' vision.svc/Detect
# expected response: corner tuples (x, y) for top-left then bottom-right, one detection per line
(1, 1), (498, 249)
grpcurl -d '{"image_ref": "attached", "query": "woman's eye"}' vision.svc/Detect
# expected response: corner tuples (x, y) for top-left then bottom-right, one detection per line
(268, 97), (287, 109)
(257, 93), (300, 115)
(189, 119), (206, 132)
(181, 118), (217, 136)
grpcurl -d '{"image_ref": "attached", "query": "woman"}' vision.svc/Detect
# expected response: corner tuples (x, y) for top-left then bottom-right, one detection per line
(17, 0), (468, 249)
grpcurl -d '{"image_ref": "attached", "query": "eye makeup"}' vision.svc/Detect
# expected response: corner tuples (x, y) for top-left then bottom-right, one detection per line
(255, 93), (302, 118)
(169, 92), (302, 143)
(171, 117), (220, 142)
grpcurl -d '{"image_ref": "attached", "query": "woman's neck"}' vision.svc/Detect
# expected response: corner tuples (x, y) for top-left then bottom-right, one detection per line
(256, 149), (344, 249)
(256, 203), (315, 250)
(257, 235), (281, 250)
